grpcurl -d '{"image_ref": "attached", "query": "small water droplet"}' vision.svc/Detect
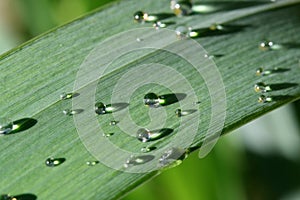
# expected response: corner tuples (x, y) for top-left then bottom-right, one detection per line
(109, 121), (118, 126)
(209, 23), (224, 31)
(175, 109), (182, 117)
(204, 54), (215, 59)
(254, 82), (272, 93)
(63, 109), (81, 115)
(258, 95), (273, 103)
(170, 0), (193, 16)
(158, 147), (188, 168)
(60, 92), (74, 100)
(141, 146), (156, 153)
(259, 40), (282, 51)
(124, 155), (155, 168)
(86, 161), (99, 166)
(153, 21), (167, 30)
(0, 117), (14, 135)
(103, 132), (114, 137)
(144, 93), (165, 107)
(136, 37), (143, 42)
(45, 157), (65, 167)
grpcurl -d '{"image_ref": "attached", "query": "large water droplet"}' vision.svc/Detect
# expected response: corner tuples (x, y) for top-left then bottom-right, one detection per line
(170, 0), (193, 16)
(143, 93), (165, 107)
(95, 102), (115, 114)
(0, 117), (14, 135)
(158, 147), (188, 168)
(254, 82), (271, 93)
(45, 157), (65, 167)
(133, 11), (157, 23)
(136, 128), (173, 142)
(124, 155), (155, 168)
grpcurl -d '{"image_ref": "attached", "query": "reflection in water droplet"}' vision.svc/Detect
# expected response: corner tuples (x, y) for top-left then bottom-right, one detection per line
(159, 147), (188, 168)
(103, 133), (114, 137)
(259, 40), (282, 51)
(109, 121), (118, 126)
(170, 0), (193, 16)
(124, 155), (155, 168)
(258, 95), (273, 103)
(86, 161), (99, 166)
(45, 158), (65, 167)
(254, 82), (271, 93)
(144, 93), (165, 107)
(0, 117), (13, 135)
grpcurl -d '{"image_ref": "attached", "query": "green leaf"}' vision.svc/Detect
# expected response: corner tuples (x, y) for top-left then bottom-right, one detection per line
(1, 0), (300, 199)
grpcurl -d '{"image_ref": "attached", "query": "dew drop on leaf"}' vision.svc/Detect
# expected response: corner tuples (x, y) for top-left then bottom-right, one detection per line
(45, 157), (65, 167)
(0, 117), (14, 135)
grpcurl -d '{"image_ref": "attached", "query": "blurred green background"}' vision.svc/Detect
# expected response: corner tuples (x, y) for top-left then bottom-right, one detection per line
(1, 1), (300, 200)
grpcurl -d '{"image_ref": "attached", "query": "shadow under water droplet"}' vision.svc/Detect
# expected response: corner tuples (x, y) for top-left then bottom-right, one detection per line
(282, 42), (300, 49)
(192, 24), (249, 38)
(10, 118), (38, 134)
(151, 128), (173, 141)
(271, 68), (290, 74)
(192, 1), (271, 14)
(270, 83), (298, 91)
(107, 102), (129, 112)
(13, 193), (37, 200)
(150, 13), (176, 22)
(159, 93), (187, 106)
(271, 95), (296, 102)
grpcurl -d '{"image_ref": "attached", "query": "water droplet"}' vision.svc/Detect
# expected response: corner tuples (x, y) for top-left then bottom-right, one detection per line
(45, 157), (65, 167)
(170, 0), (193, 16)
(133, 11), (157, 23)
(141, 146), (156, 153)
(0, 117), (14, 135)
(109, 121), (118, 126)
(259, 40), (282, 51)
(175, 26), (198, 38)
(153, 21), (167, 30)
(209, 23), (224, 31)
(143, 93), (165, 107)
(136, 38), (143, 42)
(62, 109), (83, 115)
(95, 102), (114, 115)
(158, 147), (188, 168)
(258, 95), (273, 103)
(136, 128), (173, 142)
(124, 155), (155, 168)
(60, 92), (74, 100)
(254, 82), (272, 93)
(136, 128), (151, 142)
(1, 193), (36, 200)
(103, 132), (114, 137)
(175, 109), (182, 117)
(204, 54), (215, 59)
(86, 161), (99, 166)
